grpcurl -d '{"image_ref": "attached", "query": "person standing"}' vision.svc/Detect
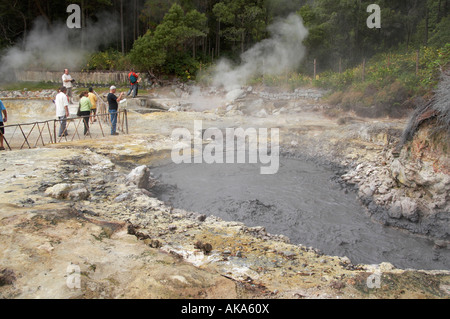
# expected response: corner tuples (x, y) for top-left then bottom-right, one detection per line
(0, 99), (7, 151)
(62, 69), (74, 103)
(88, 87), (98, 123)
(126, 69), (140, 98)
(78, 91), (92, 136)
(55, 87), (70, 138)
(107, 86), (124, 136)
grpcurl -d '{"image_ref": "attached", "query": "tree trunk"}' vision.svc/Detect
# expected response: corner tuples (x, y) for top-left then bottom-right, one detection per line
(216, 19), (221, 58)
(424, 4), (429, 46)
(33, 0), (51, 26)
(241, 29), (245, 54)
(81, 0), (85, 50)
(120, 0), (125, 55)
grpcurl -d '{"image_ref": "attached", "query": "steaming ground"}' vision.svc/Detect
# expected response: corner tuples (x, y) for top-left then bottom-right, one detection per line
(210, 14), (309, 91)
(1, 84), (450, 299)
(0, 14), (119, 76)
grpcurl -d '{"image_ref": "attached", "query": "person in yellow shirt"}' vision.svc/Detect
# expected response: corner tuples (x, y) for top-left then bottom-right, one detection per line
(79, 91), (93, 136)
(88, 87), (98, 124)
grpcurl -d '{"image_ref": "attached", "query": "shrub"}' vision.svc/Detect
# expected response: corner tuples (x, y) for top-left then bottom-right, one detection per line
(83, 50), (131, 71)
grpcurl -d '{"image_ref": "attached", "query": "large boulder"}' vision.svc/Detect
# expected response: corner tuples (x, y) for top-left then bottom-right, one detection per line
(126, 165), (151, 189)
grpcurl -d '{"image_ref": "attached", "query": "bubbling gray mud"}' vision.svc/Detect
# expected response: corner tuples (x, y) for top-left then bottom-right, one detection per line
(152, 157), (449, 270)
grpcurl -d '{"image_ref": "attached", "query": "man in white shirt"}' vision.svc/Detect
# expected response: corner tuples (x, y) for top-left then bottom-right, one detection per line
(62, 69), (73, 103)
(55, 87), (70, 137)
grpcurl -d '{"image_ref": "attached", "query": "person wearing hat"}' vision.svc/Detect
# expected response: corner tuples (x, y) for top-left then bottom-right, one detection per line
(107, 86), (124, 136)
(62, 69), (74, 103)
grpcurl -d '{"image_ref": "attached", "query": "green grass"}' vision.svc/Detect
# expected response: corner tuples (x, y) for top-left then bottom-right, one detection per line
(0, 81), (58, 91)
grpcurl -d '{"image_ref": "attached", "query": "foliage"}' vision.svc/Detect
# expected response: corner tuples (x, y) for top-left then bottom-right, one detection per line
(128, 3), (207, 79)
(83, 49), (131, 71)
(314, 44), (450, 117)
(213, 0), (267, 55)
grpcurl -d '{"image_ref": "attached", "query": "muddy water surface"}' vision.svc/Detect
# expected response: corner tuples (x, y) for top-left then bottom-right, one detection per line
(152, 156), (449, 271)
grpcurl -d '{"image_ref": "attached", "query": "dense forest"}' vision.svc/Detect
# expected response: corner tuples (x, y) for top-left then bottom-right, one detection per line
(0, 0), (448, 89)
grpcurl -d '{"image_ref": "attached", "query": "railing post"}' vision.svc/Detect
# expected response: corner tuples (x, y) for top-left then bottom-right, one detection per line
(125, 109), (129, 135)
(54, 120), (57, 144)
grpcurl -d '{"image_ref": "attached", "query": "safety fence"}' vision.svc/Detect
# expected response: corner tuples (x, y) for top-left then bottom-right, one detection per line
(0, 109), (128, 151)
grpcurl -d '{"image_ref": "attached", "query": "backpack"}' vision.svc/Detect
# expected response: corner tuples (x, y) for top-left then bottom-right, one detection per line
(129, 73), (137, 84)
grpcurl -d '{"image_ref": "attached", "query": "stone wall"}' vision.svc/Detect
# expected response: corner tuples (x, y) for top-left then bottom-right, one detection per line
(14, 70), (130, 86)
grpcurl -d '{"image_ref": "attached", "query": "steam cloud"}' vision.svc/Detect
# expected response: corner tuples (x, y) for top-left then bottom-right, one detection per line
(0, 13), (119, 75)
(211, 13), (309, 91)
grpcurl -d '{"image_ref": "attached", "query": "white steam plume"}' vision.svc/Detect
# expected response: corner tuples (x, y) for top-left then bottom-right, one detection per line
(0, 12), (119, 75)
(212, 13), (309, 91)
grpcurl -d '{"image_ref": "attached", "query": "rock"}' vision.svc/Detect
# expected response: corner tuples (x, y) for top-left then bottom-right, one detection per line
(225, 89), (245, 102)
(68, 187), (90, 201)
(340, 256), (352, 265)
(388, 201), (403, 219)
(114, 192), (131, 203)
(45, 183), (72, 199)
(400, 198), (419, 222)
(282, 251), (296, 259)
(379, 262), (396, 271)
(174, 88), (183, 97)
(226, 109), (244, 116)
(168, 105), (182, 112)
(194, 241), (213, 254)
(0, 269), (16, 286)
(226, 104), (236, 111)
(255, 109), (268, 118)
(45, 183), (88, 200)
(329, 280), (346, 290)
(390, 159), (417, 188)
(359, 185), (374, 198)
(37, 242), (54, 253)
(377, 185), (389, 194)
(127, 165), (151, 189)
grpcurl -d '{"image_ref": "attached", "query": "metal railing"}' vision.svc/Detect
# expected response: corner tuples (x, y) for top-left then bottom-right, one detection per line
(0, 109), (128, 151)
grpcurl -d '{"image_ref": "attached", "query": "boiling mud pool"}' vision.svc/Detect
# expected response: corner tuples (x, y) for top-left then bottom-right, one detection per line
(152, 156), (449, 270)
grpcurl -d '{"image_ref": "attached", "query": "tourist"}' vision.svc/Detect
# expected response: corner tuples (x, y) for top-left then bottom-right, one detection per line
(107, 86), (124, 136)
(0, 99), (7, 151)
(126, 68), (140, 98)
(55, 87), (70, 137)
(79, 91), (92, 136)
(62, 69), (74, 103)
(88, 87), (98, 123)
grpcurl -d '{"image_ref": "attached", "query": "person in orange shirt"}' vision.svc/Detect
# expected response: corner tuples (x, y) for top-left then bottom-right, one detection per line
(127, 69), (140, 98)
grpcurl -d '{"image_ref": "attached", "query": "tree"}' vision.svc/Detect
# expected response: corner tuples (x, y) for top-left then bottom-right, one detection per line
(213, 0), (266, 56)
(129, 3), (207, 77)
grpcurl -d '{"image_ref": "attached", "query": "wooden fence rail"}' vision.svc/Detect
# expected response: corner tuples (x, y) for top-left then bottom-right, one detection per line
(0, 110), (128, 151)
